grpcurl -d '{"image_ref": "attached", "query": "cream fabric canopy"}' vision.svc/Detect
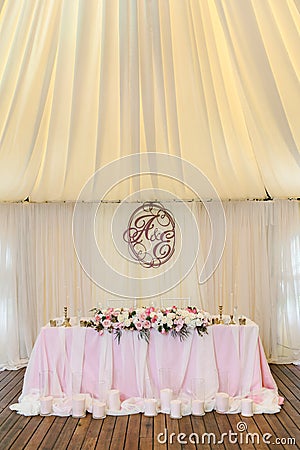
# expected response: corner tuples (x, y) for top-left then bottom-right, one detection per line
(0, 0), (299, 201)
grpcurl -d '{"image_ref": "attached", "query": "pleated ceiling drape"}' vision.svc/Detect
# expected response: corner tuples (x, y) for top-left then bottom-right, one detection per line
(0, 0), (299, 202)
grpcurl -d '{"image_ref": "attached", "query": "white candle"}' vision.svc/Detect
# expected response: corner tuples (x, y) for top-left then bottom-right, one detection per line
(215, 392), (229, 413)
(170, 399), (182, 418)
(108, 389), (121, 411)
(192, 399), (205, 416)
(241, 398), (253, 417)
(160, 388), (172, 413)
(40, 396), (53, 415)
(144, 398), (157, 416)
(92, 400), (106, 419)
(72, 394), (86, 418)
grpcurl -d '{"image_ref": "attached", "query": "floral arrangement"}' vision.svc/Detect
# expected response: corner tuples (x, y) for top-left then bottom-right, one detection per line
(87, 305), (210, 343)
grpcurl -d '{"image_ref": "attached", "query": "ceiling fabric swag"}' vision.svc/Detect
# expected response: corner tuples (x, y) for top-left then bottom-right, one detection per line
(0, 0), (299, 202)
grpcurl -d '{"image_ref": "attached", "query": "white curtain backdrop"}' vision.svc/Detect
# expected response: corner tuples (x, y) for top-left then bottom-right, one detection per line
(0, 199), (299, 370)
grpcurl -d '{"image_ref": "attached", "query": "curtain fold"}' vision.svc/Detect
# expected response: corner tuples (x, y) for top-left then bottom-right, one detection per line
(270, 200), (300, 363)
(0, 0), (299, 201)
(0, 200), (299, 370)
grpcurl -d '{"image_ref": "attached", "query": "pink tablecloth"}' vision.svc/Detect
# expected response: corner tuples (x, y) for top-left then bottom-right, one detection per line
(14, 321), (282, 415)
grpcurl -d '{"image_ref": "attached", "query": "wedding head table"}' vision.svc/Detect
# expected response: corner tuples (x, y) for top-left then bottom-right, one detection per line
(10, 309), (282, 418)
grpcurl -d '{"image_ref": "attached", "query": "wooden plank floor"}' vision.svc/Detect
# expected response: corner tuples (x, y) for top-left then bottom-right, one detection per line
(0, 365), (299, 449)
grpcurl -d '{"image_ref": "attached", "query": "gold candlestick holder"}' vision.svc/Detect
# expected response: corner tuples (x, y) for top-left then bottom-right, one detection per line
(229, 314), (235, 325)
(63, 306), (72, 327)
(218, 305), (224, 324)
(239, 317), (246, 325)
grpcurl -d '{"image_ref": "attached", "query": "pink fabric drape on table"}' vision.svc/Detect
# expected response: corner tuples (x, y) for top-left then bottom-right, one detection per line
(20, 322), (279, 404)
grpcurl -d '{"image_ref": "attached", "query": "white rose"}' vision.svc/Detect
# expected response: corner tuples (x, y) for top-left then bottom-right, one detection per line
(167, 312), (175, 320)
(124, 319), (131, 327)
(184, 316), (191, 325)
(167, 319), (173, 327)
(162, 316), (168, 324)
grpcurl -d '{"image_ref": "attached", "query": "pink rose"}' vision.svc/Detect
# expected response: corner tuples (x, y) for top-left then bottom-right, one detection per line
(143, 320), (151, 329)
(151, 316), (157, 323)
(103, 319), (111, 328)
(135, 321), (143, 331)
(139, 312), (146, 321)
